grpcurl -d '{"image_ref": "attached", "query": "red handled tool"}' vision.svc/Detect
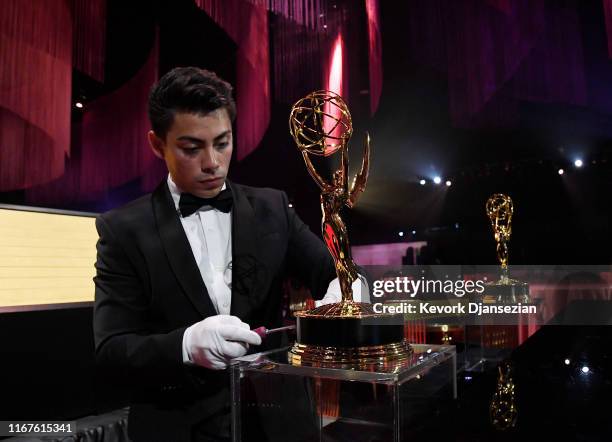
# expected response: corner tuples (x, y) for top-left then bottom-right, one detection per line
(252, 325), (296, 340)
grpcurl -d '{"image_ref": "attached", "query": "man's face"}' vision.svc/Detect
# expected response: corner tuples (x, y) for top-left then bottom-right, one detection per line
(148, 109), (233, 198)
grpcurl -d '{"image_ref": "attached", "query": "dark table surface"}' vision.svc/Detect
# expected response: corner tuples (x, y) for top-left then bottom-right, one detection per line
(439, 321), (612, 442)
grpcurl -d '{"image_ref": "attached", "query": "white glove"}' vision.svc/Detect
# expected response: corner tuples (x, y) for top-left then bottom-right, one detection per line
(315, 274), (370, 307)
(182, 315), (262, 370)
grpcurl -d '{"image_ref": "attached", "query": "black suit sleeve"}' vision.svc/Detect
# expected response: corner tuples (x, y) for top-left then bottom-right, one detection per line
(281, 192), (336, 300)
(93, 215), (206, 393)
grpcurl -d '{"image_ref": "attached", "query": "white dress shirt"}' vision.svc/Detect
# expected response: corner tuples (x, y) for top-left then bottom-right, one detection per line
(168, 175), (233, 315)
(169, 174), (368, 364)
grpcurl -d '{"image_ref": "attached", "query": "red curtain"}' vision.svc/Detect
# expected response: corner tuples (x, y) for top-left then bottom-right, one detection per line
(195, 0), (271, 161)
(366, 0), (383, 115)
(0, 0), (72, 191)
(26, 34), (160, 205)
(70, 0), (107, 82)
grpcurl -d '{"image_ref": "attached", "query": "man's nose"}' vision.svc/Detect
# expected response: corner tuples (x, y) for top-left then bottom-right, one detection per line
(200, 147), (219, 171)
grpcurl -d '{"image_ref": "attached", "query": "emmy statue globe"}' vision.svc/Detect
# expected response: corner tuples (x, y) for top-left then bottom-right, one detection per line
(287, 90), (412, 369)
(484, 194), (529, 303)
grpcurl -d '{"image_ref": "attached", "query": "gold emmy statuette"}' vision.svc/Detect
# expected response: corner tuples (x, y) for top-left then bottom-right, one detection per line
(287, 90), (412, 369)
(490, 361), (518, 431)
(484, 194), (529, 303)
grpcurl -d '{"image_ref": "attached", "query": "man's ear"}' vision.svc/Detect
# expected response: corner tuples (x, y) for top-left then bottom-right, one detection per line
(148, 130), (165, 160)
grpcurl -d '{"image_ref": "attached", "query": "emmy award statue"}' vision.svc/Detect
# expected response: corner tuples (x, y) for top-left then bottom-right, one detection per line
(287, 90), (412, 369)
(484, 194), (529, 303)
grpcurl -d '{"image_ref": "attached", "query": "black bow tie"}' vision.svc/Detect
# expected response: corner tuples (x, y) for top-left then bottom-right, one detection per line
(178, 189), (233, 217)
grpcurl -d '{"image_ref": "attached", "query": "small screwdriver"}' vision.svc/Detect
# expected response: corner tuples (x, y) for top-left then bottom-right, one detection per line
(252, 325), (296, 340)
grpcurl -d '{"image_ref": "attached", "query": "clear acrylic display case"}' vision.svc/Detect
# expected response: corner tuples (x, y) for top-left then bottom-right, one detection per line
(231, 344), (456, 442)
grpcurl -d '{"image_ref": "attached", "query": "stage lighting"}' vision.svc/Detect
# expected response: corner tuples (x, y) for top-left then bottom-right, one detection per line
(581, 365), (590, 374)
(288, 203), (293, 208)
(411, 230), (416, 235)
(419, 179), (426, 185)
(75, 102), (83, 109)
(564, 358), (570, 365)
(445, 180), (451, 187)
(558, 168), (564, 175)
(433, 176), (441, 184)
(398, 231), (404, 237)
(574, 159), (583, 168)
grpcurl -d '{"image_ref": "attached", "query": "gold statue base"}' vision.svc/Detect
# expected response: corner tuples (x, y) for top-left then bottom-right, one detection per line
(289, 340), (413, 370)
(297, 300), (378, 317)
(484, 277), (530, 304)
(289, 301), (413, 371)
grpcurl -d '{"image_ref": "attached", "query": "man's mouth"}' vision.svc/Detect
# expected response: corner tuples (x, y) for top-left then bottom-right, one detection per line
(198, 177), (224, 187)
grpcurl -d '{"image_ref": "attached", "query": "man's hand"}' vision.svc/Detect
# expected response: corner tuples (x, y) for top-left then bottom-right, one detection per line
(182, 315), (262, 369)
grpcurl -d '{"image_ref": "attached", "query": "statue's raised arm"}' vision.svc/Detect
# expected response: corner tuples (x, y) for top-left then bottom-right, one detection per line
(347, 132), (370, 208)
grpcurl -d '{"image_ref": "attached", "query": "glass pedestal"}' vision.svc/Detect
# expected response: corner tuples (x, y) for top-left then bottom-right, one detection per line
(231, 344), (456, 442)
(463, 303), (540, 371)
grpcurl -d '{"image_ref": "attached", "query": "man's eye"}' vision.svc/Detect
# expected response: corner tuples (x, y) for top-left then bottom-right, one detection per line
(183, 147), (199, 154)
(216, 142), (229, 149)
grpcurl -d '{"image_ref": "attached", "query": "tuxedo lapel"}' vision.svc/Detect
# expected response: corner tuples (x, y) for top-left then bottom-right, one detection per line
(228, 181), (261, 318)
(152, 181), (217, 317)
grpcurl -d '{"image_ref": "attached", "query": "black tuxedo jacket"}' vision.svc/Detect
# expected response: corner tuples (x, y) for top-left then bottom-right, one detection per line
(93, 180), (335, 442)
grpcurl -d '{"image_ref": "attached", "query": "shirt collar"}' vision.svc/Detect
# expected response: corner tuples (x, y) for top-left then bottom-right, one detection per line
(167, 174), (227, 214)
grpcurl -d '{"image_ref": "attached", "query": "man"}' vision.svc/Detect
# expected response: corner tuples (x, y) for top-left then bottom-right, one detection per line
(93, 67), (363, 442)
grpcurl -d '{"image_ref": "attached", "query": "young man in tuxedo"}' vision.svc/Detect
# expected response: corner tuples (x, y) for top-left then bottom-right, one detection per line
(93, 67), (365, 441)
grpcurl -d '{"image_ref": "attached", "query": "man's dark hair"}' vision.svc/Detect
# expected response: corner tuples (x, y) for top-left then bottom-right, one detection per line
(148, 67), (236, 139)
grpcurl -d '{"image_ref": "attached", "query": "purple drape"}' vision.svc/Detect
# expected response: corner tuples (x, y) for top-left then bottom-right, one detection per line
(272, 15), (328, 104)
(485, 0), (512, 14)
(406, 0), (586, 127)
(246, 0), (325, 29)
(0, 0), (72, 191)
(195, 0), (270, 161)
(79, 37), (159, 194)
(323, 33), (345, 137)
(511, 4), (586, 105)
(603, 0), (612, 59)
